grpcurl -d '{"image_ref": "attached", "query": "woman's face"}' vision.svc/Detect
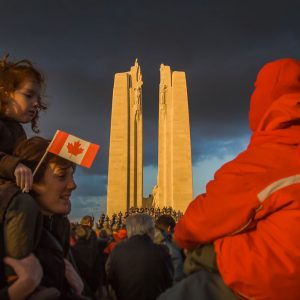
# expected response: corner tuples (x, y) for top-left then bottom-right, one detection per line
(33, 162), (77, 215)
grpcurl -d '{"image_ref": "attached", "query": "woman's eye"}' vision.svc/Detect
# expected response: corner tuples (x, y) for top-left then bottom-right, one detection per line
(23, 93), (33, 98)
(56, 174), (67, 179)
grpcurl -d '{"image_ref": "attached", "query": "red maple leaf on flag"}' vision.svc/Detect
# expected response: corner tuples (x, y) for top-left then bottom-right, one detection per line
(67, 141), (84, 158)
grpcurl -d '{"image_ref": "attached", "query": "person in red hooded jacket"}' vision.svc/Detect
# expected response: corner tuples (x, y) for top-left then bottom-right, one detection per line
(172, 58), (300, 300)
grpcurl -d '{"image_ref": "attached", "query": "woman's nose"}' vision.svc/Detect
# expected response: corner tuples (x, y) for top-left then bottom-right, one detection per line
(68, 177), (77, 190)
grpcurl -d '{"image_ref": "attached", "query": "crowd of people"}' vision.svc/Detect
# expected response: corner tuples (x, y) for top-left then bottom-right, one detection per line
(70, 212), (184, 300)
(1, 54), (300, 300)
(71, 206), (183, 234)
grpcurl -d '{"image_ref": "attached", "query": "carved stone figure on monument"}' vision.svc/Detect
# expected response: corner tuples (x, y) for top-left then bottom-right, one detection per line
(151, 184), (159, 208)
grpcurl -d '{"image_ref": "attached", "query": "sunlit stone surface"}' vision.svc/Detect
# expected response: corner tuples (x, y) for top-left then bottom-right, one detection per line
(107, 60), (143, 216)
(155, 64), (193, 212)
(107, 62), (193, 215)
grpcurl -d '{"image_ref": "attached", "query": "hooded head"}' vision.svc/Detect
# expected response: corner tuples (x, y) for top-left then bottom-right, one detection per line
(249, 58), (300, 132)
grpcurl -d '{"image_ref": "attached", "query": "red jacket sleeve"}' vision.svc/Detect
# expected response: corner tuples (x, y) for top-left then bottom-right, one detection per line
(174, 170), (262, 249)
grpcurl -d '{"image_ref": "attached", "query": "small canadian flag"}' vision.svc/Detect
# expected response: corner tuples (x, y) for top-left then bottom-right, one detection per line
(48, 130), (100, 168)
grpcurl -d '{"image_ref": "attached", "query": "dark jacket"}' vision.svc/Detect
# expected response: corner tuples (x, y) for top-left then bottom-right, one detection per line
(0, 183), (42, 290)
(3, 191), (42, 260)
(0, 286), (9, 300)
(0, 117), (26, 287)
(0, 181), (76, 299)
(0, 117), (26, 180)
(36, 215), (75, 299)
(154, 228), (185, 282)
(71, 226), (104, 293)
(106, 234), (173, 300)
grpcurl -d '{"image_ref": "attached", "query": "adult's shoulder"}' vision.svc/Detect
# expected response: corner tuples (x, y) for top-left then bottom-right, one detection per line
(4, 189), (42, 258)
(8, 191), (40, 215)
(112, 238), (128, 252)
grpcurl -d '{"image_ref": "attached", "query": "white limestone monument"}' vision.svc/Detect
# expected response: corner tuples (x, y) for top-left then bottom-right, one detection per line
(107, 60), (143, 216)
(107, 61), (193, 215)
(154, 64), (193, 212)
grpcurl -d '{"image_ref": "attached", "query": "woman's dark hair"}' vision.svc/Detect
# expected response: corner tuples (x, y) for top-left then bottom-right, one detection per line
(0, 54), (47, 133)
(14, 136), (75, 183)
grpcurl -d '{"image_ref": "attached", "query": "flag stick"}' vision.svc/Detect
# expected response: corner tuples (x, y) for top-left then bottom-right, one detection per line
(32, 130), (58, 177)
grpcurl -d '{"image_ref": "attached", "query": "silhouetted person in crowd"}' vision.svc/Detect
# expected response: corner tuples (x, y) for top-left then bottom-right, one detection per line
(154, 214), (185, 282)
(71, 216), (104, 298)
(106, 213), (173, 300)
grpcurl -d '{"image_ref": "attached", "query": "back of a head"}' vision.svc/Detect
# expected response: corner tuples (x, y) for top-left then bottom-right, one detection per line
(80, 215), (94, 227)
(126, 213), (154, 239)
(155, 214), (176, 233)
(75, 225), (89, 239)
(249, 58), (300, 132)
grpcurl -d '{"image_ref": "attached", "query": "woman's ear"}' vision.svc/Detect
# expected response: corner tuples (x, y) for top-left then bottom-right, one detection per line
(32, 181), (45, 196)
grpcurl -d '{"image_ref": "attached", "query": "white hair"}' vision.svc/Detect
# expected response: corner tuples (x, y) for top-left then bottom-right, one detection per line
(126, 213), (155, 239)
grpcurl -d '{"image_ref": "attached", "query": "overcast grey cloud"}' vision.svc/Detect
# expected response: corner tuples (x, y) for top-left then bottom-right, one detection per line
(1, 0), (300, 219)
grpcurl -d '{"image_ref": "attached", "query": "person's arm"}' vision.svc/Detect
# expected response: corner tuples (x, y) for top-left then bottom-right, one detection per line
(4, 193), (42, 260)
(4, 254), (43, 300)
(0, 153), (22, 180)
(0, 121), (32, 191)
(13, 164), (33, 193)
(174, 169), (262, 249)
(0, 120), (25, 180)
(0, 153), (33, 192)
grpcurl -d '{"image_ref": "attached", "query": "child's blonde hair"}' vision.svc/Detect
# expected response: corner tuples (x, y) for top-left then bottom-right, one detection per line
(0, 54), (47, 133)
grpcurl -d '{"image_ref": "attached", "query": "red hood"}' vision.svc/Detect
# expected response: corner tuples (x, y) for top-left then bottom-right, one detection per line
(249, 58), (300, 132)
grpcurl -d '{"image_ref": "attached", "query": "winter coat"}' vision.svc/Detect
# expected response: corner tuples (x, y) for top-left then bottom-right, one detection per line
(71, 225), (104, 292)
(106, 234), (173, 300)
(0, 181), (75, 299)
(36, 215), (75, 299)
(0, 117), (26, 180)
(154, 228), (185, 282)
(174, 58), (300, 299)
(0, 287), (9, 300)
(2, 186), (42, 259)
(0, 182), (42, 292)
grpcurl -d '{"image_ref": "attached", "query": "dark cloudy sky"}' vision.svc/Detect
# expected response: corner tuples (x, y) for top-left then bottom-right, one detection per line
(2, 0), (300, 220)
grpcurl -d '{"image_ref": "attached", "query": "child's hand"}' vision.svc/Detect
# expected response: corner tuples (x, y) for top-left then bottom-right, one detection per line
(14, 163), (33, 193)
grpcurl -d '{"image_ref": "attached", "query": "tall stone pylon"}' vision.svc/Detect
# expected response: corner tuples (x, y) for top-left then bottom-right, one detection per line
(156, 64), (193, 212)
(107, 60), (143, 216)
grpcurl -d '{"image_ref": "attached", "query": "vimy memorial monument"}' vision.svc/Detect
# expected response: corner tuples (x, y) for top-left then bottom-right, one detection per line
(107, 60), (143, 216)
(107, 60), (193, 216)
